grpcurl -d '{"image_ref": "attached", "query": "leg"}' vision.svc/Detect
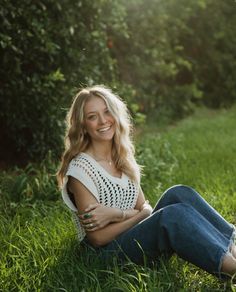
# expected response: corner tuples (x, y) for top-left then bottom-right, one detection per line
(154, 185), (235, 242)
(100, 203), (235, 277)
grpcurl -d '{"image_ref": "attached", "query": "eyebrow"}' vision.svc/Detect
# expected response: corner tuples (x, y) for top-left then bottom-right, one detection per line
(86, 107), (108, 115)
(86, 111), (96, 115)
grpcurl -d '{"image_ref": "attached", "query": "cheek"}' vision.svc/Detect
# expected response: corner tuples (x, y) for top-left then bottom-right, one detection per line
(109, 116), (115, 124)
(85, 121), (96, 132)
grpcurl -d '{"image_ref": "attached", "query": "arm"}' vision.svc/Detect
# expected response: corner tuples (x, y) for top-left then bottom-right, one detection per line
(68, 176), (139, 225)
(81, 185), (153, 247)
(135, 186), (153, 213)
(68, 177), (152, 247)
(86, 208), (151, 247)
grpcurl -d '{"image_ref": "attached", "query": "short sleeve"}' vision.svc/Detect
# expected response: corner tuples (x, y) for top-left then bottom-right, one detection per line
(61, 157), (99, 212)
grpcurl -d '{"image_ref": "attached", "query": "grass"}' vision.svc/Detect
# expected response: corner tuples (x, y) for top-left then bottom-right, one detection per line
(1, 106), (236, 291)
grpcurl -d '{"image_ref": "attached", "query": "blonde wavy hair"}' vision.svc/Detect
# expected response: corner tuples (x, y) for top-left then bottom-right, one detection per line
(57, 85), (141, 187)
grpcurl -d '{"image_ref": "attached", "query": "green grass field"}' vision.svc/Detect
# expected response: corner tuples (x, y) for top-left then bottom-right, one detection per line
(1, 107), (236, 291)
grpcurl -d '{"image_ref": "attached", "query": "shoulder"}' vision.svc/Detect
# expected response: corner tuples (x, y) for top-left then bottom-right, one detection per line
(65, 152), (100, 186)
(61, 153), (100, 211)
(67, 153), (87, 171)
(67, 153), (96, 176)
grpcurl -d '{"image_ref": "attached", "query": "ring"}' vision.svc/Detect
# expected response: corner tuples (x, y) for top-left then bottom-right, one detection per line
(84, 213), (92, 219)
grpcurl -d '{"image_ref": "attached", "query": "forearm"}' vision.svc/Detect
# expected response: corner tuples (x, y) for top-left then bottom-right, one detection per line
(86, 208), (151, 247)
(102, 206), (125, 223)
(80, 204), (139, 229)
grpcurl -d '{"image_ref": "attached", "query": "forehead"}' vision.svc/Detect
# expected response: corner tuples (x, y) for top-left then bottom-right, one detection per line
(84, 96), (107, 114)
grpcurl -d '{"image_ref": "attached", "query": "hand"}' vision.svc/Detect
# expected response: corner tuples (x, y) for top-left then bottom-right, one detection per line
(140, 200), (153, 215)
(78, 203), (122, 232)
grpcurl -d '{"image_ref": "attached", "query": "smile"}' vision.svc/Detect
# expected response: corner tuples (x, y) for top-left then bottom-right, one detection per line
(97, 126), (112, 132)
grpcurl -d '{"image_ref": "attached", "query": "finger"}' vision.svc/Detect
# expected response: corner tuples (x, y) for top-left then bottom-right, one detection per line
(84, 222), (97, 231)
(77, 212), (93, 220)
(86, 224), (101, 232)
(82, 213), (93, 220)
(86, 227), (97, 232)
(84, 203), (99, 212)
(81, 218), (94, 225)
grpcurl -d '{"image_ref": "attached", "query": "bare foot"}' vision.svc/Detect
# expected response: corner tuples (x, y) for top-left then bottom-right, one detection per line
(221, 253), (236, 276)
(231, 244), (236, 259)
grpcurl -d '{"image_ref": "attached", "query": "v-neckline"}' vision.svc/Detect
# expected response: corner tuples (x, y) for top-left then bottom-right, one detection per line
(80, 152), (129, 186)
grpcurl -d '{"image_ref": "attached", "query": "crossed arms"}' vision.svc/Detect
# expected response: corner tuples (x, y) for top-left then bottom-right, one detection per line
(68, 176), (153, 247)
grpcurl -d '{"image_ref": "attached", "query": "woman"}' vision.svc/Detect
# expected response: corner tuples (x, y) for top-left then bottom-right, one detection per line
(57, 85), (236, 278)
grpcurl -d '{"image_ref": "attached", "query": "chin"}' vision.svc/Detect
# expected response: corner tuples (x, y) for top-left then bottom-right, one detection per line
(101, 135), (114, 141)
(96, 133), (114, 142)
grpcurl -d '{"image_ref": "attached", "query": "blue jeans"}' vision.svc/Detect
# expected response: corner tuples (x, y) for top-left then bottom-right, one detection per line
(84, 185), (236, 278)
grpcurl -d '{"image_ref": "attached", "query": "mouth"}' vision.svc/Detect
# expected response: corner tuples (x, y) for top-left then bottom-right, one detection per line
(97, 126), (112, 133)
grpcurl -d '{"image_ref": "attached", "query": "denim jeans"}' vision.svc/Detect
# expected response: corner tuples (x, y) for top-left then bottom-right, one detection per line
(84, 185), (236, 278)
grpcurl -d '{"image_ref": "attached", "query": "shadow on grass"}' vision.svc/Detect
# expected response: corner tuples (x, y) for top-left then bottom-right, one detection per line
(41, 238), (190, 292)
(42, 238), (235, 292)
(42, 239), (107, 291)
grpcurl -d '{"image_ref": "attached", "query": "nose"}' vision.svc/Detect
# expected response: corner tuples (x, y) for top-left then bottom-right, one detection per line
(98, 113), (107, 124)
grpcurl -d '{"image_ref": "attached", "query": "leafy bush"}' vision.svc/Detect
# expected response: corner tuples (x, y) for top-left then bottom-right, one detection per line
(0, 152), (58, 219)
(1, 0), (236, 164)
(136, 136), (178, 202)
(114, 0), (236, 117)
(0, 0), (128, 162)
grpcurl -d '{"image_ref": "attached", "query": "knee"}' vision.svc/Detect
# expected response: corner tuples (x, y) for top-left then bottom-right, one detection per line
(164, 184), (193, 195)
(161, 203), (193, 226)
(163, 184), (196, 202)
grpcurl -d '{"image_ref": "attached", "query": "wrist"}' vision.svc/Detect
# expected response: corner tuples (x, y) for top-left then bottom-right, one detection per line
(113, 208), (127, 222)
(140, 206), (152, 218)
(117, 209), (126, 222)
(121, 210), (127, 221)
(141, 200), (153, 212)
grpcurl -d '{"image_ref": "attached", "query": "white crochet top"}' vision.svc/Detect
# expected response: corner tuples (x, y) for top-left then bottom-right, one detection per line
(62, 152), (139, 242)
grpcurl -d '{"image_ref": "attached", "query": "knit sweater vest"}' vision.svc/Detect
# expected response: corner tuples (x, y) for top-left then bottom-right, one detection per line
(62, 152), (139, 242)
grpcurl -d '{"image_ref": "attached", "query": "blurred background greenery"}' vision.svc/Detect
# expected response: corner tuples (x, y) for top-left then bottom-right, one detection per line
(1, 2), (236, 290)
(1, 0), (236, 165)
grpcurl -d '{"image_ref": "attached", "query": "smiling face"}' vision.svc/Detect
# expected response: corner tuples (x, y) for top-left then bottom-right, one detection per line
(83, 96), (116, 143)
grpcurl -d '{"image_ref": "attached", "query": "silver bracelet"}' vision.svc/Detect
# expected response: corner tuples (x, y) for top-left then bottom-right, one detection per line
(121, 210), (127, 221)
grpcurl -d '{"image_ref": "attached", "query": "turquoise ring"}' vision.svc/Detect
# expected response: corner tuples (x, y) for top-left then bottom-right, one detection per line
(83, 213), (92, 219)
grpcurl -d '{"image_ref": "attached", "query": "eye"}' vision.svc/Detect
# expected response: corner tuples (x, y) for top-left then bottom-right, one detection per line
(104, 109), (111, 115)
(87, 114), (97, 120)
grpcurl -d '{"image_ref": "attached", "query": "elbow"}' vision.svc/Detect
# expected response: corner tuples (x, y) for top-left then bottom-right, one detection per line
(86, 233), (107, 247)
(93, 240), (105, 248)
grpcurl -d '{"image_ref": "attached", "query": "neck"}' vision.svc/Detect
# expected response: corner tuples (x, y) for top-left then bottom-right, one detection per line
(89, 141), (113, 159)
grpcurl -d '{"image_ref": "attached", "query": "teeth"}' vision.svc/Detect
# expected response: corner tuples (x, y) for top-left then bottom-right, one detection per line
(98, 126), (110, 132)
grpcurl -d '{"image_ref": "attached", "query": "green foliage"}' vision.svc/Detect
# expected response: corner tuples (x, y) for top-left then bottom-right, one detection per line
(137, 137), (178, 202)
(175, 0), (236, 108)
(0, 152), (58, 220)
(0, 0), (129, 162)
(1, 0), (66, 160)
(138, 106), (236, 223)
(114, 0), (236, 117)
(1, 0), (236, 164)
(0, 201), (75, 291)
(0, 108), (236, 290)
